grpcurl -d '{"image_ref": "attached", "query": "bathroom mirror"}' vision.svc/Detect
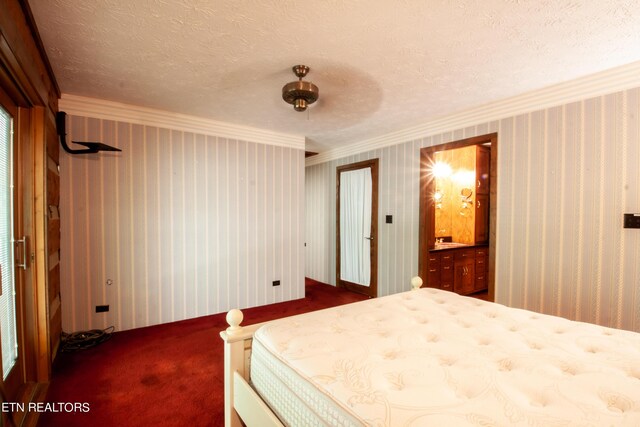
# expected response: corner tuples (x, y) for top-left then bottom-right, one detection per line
(431, 145), (478, 243)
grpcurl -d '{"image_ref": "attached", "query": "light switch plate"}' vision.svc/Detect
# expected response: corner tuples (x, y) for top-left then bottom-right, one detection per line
(623, 213), (640, 229)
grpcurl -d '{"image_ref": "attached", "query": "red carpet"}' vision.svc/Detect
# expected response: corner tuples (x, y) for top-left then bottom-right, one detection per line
(38, 279), (367, 426)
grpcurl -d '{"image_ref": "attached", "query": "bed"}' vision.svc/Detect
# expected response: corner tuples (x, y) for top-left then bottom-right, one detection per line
(220, 278), (640, 426)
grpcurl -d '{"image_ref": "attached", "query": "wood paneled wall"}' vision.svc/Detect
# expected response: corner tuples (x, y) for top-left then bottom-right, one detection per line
(44, 108), (61, 358)
(59, 115), (305, 332)
(305, 88), (640, 333)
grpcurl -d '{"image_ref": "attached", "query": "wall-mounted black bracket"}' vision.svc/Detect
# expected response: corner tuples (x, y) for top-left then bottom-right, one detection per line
(56, 111), (121, 154)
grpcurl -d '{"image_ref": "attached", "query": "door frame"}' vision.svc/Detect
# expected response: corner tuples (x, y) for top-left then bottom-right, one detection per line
(418, 133), (497, 301)
(0, 40), (53, 427)
(336, 159), (379, 298)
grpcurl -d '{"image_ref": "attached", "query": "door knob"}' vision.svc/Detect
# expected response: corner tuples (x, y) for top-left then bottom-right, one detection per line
(364, 236), (374, 241)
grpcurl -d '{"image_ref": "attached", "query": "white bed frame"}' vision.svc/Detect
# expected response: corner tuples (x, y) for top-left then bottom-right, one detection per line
(219, 277), (423, 427)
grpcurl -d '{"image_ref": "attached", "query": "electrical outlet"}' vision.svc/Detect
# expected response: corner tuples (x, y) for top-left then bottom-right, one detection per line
(96, 305), (109, 313)
(272, 280), (281, 287)
(623, 213), (640, 229)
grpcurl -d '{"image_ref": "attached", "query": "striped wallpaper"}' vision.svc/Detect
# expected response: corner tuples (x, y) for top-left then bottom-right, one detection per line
(60, 115), (305, 332)
(305, 87), (640, 333)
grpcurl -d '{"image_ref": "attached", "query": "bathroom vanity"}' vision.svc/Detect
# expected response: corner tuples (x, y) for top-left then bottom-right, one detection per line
(427, 244), (488, 295)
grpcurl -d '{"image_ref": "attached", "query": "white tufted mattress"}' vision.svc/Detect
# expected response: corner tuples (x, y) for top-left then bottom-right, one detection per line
(251, 288), (640, 426)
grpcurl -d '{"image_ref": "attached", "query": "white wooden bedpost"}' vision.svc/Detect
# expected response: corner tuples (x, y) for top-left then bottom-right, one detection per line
(220, 310), (283, 427)
(411, 276), (423, 290)
(220, 309), (245, 427)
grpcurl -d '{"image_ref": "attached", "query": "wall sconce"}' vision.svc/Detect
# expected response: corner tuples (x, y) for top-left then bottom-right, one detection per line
(453, 170), (475, 187)
(434, 189), (445, 209)
(459, 188), (473, 216)
(432, 161), (452, 178)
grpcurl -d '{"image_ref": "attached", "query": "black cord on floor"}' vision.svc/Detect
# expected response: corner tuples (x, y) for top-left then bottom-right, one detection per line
(60, 326), (115, 352)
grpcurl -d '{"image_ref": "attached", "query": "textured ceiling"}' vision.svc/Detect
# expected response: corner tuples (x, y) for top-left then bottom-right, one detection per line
(29, 0), (640, 152)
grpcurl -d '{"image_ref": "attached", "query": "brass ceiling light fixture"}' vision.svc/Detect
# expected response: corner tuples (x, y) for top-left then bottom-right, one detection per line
(282, 65), (319, 112)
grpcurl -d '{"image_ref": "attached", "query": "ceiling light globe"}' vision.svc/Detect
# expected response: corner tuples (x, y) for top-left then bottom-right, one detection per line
(294, 98), (307, 112)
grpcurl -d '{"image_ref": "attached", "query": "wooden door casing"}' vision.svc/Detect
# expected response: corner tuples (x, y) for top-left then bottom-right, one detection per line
(418, 133), (497, 301)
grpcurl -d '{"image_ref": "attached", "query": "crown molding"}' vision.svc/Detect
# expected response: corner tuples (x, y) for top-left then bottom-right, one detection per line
(59, 94), (306, 150)
(306, 60), (640, 166)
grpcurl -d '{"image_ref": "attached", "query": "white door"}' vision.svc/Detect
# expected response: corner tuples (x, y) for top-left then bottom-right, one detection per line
(339, 167), (372, 285)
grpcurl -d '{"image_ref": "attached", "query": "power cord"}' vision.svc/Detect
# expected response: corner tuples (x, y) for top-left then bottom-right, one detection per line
(60, 326), (115, 352)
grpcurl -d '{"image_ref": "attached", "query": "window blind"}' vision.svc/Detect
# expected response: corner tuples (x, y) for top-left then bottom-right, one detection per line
(0, 105), (18, 379)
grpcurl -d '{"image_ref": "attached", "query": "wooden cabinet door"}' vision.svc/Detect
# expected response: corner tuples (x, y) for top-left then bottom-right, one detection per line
(474, 145), (490, 244)
(454, 258), (475, 295)
(476, 146), (490, 195)
(475, 194), (489, 243)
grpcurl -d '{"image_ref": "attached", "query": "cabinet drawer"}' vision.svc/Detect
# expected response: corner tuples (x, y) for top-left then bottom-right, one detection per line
(427, 266), (440, 287)
(475, 248), (487, 257)
(454, 249), (475, 261)
(441, 282), (453, 292)
(474, 277), (487, 292)
(476, 257), (486, 268)
(441, 264), (453, 281)
(441, 253), (453, 263)
(428, 253), (440, 267)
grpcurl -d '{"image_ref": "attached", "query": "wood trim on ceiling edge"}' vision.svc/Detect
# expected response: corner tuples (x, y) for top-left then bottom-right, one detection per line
(59, 94), (306, 150)
(306, 59), (640, 166)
